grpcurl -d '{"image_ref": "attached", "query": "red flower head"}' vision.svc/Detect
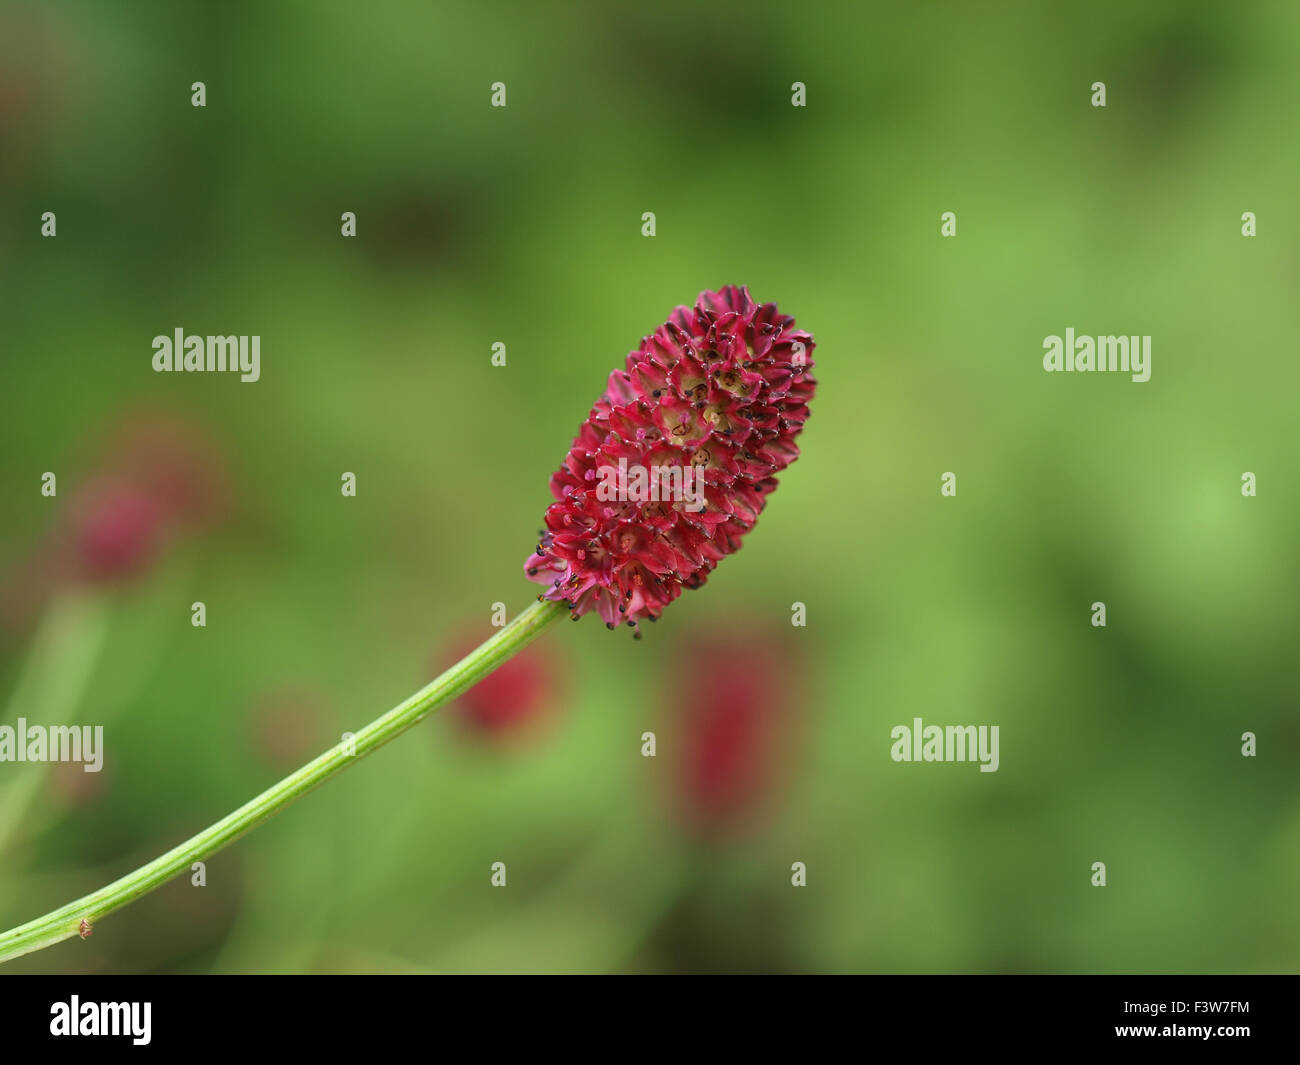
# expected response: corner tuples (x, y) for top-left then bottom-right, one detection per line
(525, 285), (815, 634)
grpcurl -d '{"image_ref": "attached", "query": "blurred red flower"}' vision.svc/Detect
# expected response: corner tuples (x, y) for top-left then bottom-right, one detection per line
(3, 412), (230, 624)
(65, 478), (167, 583)
(663, 622), (805, 838)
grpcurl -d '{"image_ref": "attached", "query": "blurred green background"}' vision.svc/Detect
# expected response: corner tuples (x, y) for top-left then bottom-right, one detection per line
(1, 0), (1297, 973)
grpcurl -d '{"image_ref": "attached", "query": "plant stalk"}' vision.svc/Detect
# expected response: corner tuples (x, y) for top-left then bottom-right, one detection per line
(0, 598), (566, 965)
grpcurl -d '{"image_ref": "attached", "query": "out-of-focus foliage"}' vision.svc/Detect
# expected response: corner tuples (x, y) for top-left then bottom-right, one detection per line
(1, 1), (1296, 973)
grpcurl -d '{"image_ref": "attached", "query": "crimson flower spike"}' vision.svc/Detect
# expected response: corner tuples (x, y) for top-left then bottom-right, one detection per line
(525, 285), (817, 635)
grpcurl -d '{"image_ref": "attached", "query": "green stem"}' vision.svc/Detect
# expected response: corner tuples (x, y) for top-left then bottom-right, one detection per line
(0, 598), (566, 965)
